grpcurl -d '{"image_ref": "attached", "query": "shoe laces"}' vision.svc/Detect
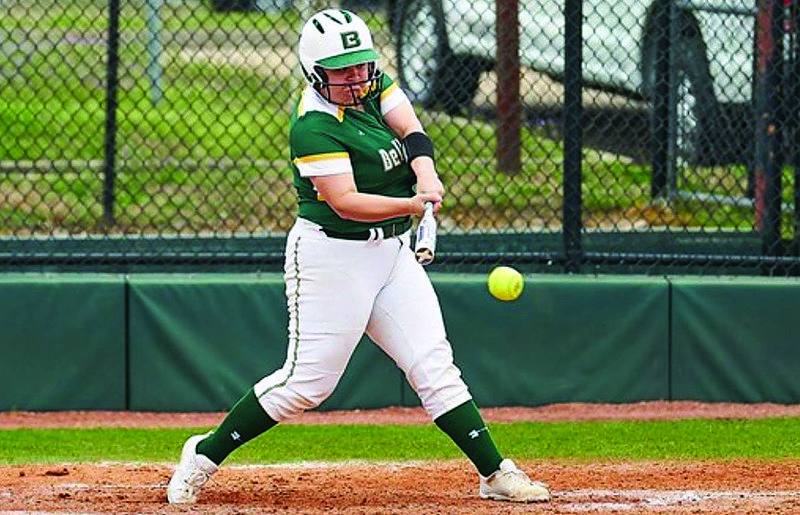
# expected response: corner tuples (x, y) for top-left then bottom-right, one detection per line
(182, 459), (213, 490)
(496, 467), (549, 491)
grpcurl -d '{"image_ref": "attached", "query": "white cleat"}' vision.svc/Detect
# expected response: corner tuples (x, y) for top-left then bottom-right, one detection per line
(479, 458), (550, 502)
(167, 432), (218, 504)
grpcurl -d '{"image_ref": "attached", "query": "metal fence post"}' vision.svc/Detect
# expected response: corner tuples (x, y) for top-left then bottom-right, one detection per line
(496, 0), (521, 174)
(650, 0), (672, 199)
(790, 0), (800, 260)
(754, 0), (785, 267)
(103, 0), (122, 227)
(563, 0), (583, 273)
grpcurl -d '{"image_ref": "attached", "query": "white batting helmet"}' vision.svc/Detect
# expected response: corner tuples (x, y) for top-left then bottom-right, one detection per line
(298, 9), (382, 102)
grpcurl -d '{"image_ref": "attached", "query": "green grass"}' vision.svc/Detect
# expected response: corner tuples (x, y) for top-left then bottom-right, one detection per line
(2, 419), (800, 465)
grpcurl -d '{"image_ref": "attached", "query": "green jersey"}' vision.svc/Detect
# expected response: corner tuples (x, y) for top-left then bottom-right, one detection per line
(289, 74), (415, 233)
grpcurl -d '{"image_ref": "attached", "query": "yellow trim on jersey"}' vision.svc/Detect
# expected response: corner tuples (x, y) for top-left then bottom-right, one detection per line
(294, 152), (349, 164)
(294, 152), (352, 178)
(297, 91), (306, 117)
(380, 82), (399, 102)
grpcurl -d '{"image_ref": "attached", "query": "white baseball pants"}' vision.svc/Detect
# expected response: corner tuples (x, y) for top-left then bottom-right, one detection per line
(253, 217), (472, 422)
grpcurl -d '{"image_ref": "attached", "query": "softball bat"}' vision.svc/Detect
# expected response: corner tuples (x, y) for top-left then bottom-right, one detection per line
(414, 202), (437, 266)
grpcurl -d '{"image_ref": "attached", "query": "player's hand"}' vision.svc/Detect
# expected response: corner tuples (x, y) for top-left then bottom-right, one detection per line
(409, 192), (442, 216)
(415, 171), (444, 214)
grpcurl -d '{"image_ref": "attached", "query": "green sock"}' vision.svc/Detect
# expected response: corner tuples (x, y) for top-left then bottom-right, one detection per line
(196, 388), (277, 465)
(434, 400), (503, 477)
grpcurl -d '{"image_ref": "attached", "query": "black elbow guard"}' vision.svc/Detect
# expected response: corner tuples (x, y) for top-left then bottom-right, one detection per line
(403, 132), (435, 164)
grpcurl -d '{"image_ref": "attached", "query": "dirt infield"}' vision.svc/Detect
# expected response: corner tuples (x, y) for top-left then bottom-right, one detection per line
(3, 402), (800, 514)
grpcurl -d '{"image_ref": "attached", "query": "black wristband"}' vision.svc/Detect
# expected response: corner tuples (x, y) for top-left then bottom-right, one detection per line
(403, 132), (435, 164)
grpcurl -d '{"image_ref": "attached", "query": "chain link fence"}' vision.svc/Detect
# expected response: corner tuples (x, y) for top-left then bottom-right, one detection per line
(1, 0), (798, 274)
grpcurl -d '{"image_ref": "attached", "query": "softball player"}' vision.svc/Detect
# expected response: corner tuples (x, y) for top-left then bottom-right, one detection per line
(168, 8), (549, 504)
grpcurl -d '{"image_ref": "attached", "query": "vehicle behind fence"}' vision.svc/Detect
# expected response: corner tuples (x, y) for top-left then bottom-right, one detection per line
(1, 0), (799, 275)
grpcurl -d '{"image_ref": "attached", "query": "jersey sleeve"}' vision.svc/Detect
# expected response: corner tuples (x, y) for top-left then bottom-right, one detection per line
(378, 74), (409, 116)
(290, 115), (353, 178)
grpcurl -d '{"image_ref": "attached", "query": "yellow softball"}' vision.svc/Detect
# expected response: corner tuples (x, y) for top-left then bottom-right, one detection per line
(487, 266), (524, 301)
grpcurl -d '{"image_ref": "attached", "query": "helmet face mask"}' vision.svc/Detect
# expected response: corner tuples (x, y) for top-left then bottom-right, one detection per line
(312, 62), (381, 106)
(298, 9), (383, 106)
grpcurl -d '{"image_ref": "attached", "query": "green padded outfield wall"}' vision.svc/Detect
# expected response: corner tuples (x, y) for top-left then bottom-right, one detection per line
(0, 274), (126, 410)
(671, 276), (800, 403)
(3, 273), (800, 411)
